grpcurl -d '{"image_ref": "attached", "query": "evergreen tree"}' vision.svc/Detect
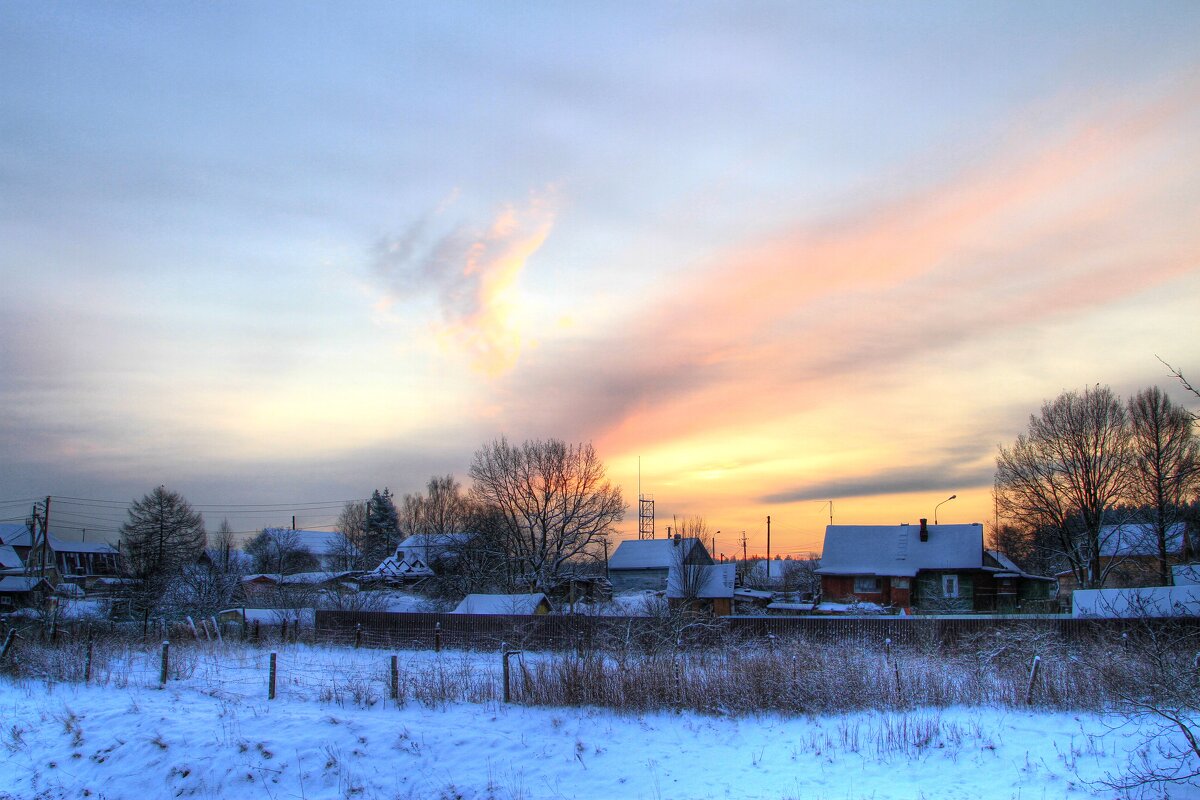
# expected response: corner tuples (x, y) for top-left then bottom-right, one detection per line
(119, 486), (206, 626)
(366, 488), (401, 561)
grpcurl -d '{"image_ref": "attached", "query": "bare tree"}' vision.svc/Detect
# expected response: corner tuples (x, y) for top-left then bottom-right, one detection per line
(331, 502), (371, 571)
(470, 437), (625, 590)
(995, 386), (1133, 589)
(1159, 357), (1200, 420)
(1129, 386), (1200, 585)
(244, 528), (319, 576)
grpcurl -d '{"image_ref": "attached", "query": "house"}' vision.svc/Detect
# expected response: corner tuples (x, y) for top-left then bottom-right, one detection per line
(1056, 523), (1190, 599)
(264, 529), (363, 572)
(607, 536), (713, 593)
(0, 524), (114, 586)
(667, 562), (736, 616)
(392, 533), (474, 566)
(818, 519), (1052, 613)
(980, 549), (1056, 611)
(452, 593), (553, 615)
(0, 575), (54, 611)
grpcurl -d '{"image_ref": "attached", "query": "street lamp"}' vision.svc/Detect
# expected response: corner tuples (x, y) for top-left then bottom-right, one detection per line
(934, 494), (957, 525)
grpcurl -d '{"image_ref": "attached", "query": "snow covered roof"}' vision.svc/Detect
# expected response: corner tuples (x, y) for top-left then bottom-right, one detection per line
(1099, 523), (1187, 558)
(452, 593), (552, 615)
(817, 523), (983, 578)
(0, 525), (118, 554)
(242, 571), (356, 586)
(369, 554), (435, 578)
(0, 576), (51, 593)
(983, 550), (1054, 582)
(0, 545), (23, 571)
(609, 538), (706, 570)
(667, 562), (735, 599)
(396, 533), (473, 552)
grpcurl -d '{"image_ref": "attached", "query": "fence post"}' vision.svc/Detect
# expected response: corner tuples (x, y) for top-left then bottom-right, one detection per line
(1025, 655), (1041, 705)
(254, 620), (260, 643)
(211, 616), (223, 644)
(84, 627), (94, 685)
(434, 622), (442, 653)
(269, 651), (277, 700)
(883, 637), (891, 667)
(282, 619), (289, 643)
(159, 641), (170, 687)
(354, 623), (362, 649)
(390, 654), (399, 701)
(186, 616), (199, 640)
(502, 643), (511, 703)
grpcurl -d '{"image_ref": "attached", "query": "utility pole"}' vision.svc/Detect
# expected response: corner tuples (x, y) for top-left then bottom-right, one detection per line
(741, 531), (748, 562)
(40, 496), (52, 580)
(766, 515), (771, 563)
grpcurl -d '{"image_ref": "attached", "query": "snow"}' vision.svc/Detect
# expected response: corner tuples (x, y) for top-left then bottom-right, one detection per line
(0, 643), (1193, 799)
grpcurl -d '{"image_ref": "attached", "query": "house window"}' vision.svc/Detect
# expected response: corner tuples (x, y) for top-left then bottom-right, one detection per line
(853, 576), (881, 593)
(892, 577), (910, 590)
(942, 574), (959, 598)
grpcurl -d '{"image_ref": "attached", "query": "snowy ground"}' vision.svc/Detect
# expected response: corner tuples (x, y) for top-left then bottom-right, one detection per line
(0, 644), (1194, 800)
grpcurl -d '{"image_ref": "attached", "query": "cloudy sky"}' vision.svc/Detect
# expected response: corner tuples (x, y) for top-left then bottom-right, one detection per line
(2, 2), (1199, 555)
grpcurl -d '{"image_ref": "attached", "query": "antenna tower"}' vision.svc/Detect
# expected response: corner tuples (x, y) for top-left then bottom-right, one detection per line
(637, 456), (655, 540)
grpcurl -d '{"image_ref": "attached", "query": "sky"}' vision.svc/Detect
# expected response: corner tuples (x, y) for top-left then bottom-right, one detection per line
(2, 1), (1199, 556)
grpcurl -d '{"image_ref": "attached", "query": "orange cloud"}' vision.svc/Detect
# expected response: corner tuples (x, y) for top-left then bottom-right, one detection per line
(374, 190), (556, 376)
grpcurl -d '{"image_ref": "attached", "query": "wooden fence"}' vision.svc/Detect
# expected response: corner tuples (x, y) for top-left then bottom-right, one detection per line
(315, 610), (1200, 652)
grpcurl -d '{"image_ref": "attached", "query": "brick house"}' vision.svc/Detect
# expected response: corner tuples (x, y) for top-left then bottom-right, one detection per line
(817, 520), (1053, 613)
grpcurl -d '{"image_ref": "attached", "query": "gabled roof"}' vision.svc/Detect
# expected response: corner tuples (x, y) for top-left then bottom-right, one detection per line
(452, 593), (552, 615)
(370, 554), (435, 578)
(609, 538), (706, 570)
(667, 562), (736, 599)
(0, 545), (23, 571)
(817, 523), (984, 578)
(1099, 523), (1188, 558)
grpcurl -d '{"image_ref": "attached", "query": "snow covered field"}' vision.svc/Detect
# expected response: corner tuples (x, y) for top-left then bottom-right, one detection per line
(0, 644), (1194, 800)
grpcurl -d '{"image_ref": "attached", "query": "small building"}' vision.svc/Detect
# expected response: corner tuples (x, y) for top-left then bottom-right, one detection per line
(0, 576), (54, 611)
(452, 593), (553, 616)
(608, 536), (713, 593)
(667, 562), (736, 616)
(818, 519), (1052, 613)
(0, 544), (24, 575)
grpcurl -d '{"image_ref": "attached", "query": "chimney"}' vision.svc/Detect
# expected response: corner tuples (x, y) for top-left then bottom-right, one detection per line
(919, 518), (928, 542)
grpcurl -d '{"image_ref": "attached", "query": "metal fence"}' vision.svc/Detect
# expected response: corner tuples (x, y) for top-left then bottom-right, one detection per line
(315, 610), (1200, 652)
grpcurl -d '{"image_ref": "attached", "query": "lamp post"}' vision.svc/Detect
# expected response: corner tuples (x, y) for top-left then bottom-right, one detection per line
(934, 494), (957, 525)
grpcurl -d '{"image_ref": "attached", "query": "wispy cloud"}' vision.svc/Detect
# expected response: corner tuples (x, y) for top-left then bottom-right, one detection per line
(373, 190), (556, 375)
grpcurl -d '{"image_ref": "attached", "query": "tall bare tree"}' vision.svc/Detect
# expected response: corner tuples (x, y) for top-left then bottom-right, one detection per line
(995, 386), (1133, 589)
(470, 438), (625, 589)
(244, 528), (318, 576)
(1129, 386), (1200, 585)
(334, 501), (370, 570)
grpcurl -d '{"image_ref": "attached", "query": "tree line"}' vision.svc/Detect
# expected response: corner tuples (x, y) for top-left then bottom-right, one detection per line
(110, 437), (626, 625)
(994, 384), (1199, 588)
